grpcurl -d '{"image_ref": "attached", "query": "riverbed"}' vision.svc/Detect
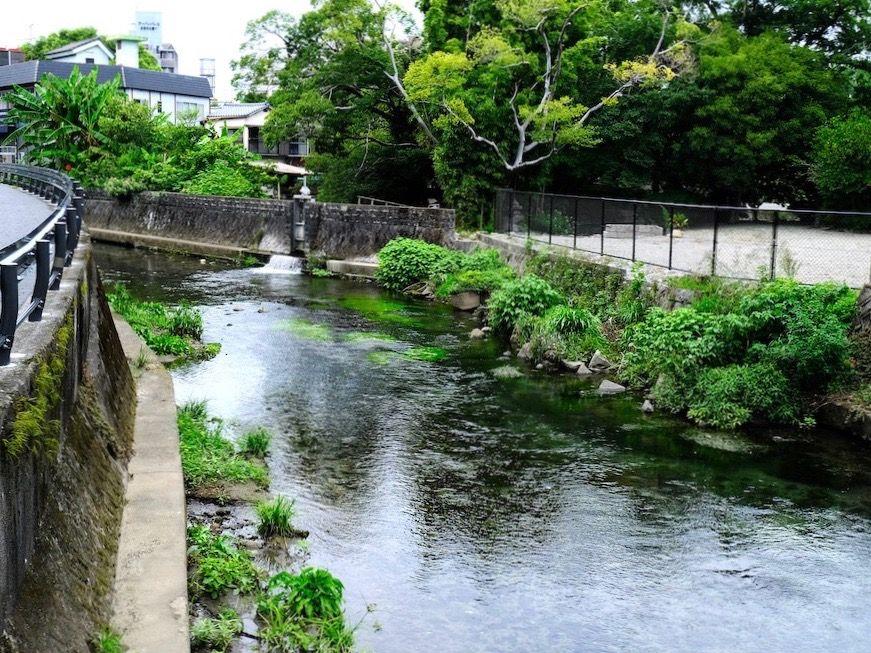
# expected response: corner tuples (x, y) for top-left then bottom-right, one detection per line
(96, 244), (871, 653)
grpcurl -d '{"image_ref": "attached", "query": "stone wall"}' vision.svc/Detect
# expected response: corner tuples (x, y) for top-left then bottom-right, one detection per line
(857, 285), (871, 332)
(86, 191), (457, 259)
(0, 237), (136, 652)
(304, 201), (456, 259)
(86, 190), (293, 256)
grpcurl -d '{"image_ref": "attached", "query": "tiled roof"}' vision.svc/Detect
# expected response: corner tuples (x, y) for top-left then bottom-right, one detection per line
(44, 37), (106, 58)
(206, 102), (269, 119)
(0, 61), (212, 98)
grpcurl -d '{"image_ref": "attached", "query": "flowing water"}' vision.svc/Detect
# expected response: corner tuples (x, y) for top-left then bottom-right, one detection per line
(96, 244), (871, 653)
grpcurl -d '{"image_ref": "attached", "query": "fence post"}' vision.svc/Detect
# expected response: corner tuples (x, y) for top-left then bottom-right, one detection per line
(770, 210), (779, 280)
(600, 199), (606, 255)
(631, 203), (638, 262)
(29, 240), (51, 322)
(573, 197), (579, 250)
(711, 208), (719, 276)
(548, 194), (554, 245)
(667, 207), (675, 270)
(0, 263), (19, 365)
(51, 221), (67, 290)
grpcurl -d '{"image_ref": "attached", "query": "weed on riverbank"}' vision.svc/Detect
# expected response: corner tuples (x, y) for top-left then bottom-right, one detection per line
(240, 427), (271, 458)
(89, 628), (124, 653)
(178, 402), (268, 496)
(256, 496), (299, 539)
(191, 608), (242, 652)
(107, 284), (220, 363)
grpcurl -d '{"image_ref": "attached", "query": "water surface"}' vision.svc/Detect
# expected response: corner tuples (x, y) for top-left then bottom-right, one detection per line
(96, 244), (871, 653)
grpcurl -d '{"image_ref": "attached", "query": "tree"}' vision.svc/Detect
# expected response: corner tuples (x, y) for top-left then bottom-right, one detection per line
(812, 110), (871, 209)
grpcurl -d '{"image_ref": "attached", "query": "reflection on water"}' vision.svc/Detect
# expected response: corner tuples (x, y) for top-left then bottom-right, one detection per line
(96, 244), (871, 653)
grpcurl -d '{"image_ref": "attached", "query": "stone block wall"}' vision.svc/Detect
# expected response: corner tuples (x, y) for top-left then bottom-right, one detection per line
(0, 239), (136, 652)
(304, 201), (455, 258)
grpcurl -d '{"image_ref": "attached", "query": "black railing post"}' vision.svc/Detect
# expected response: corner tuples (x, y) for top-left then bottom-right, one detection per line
(65, 206), (77, 264)
(631, 203), (638, 262)
(600, 199), (606, 255)
(526, 193), (532, 240)
(51, 221), (67, 290)
(0, 263), (19, 365)
(573, 197), (579, 250)
(548, 194), (554, 245)
(711, 208), (719, 276)
(770, 211), (779, 280)
(667, 207), (675, 270)
(29, 240), (51, 322)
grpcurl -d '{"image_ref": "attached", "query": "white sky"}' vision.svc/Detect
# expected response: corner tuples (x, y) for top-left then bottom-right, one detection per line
(0, 0), (420, 100)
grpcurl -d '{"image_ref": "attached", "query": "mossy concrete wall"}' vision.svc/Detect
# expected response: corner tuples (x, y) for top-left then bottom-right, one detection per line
(0, 236), (136, 652)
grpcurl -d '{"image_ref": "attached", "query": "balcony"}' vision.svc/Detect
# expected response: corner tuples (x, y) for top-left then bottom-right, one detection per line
(247, 139), (308, 158)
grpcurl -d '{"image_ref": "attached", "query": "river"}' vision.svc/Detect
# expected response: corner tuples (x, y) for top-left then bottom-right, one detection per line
(95, 243), (871, 653)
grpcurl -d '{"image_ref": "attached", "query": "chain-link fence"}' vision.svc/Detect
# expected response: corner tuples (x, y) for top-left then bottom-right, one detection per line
(494, 189), (871, 288)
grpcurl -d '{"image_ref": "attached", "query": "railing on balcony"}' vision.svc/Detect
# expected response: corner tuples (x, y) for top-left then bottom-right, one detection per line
(247, 139), (308, 158)
(0, 164), (84, 364)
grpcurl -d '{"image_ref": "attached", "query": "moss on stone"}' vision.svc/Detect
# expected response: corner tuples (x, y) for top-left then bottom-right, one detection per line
(4, 312), (73, 457)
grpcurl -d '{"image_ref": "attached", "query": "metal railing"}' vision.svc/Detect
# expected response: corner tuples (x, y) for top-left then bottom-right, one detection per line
(356, 196), (411, 207)
(0, 164), (84, 365)
(494, 189), (871, 288)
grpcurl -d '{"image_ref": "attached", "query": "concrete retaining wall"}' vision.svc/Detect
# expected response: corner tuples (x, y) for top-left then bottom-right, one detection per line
(86, 191), (456, 260)
(304, 201), (455, 258)
(0, 237), (136, 652)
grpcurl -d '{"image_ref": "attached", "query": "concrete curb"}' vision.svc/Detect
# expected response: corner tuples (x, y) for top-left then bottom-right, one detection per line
(110, 316), (190, 653)
(89, 226), (263, 260)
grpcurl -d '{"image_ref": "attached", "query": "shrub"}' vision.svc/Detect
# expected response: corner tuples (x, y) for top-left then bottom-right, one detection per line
(256, 496), (296, 539)
(181, 161), (264, 198)
(240, 427), (271, 458)
(177, 402), (268, 490)
(188, 524), (260, 599)
(526, 253), (624, 318)
(517, 305), (608, 362)
(90, 628), (124, 653)
(257, 569), (352, 652)
(191, 609), (242, 652)
(376, 238), (462, 291)
(486, 275), (564, 332)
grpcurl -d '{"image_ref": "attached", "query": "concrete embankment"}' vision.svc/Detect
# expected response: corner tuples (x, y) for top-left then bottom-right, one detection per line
(0, 236), (137, 652)
(85, 190), (456, 260)
(110, 319), (189, 653)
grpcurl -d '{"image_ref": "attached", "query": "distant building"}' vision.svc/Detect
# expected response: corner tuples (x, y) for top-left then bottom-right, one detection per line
(134, 11), (163, 54)
(158, 44), (178, 74)
(204, 102), (310, 177)
(0, 48), (24, 67)
(0, 61), (213, 128)
(44, 37), (113, 65)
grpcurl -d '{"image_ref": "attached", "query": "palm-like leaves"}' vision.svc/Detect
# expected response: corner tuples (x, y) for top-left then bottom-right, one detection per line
(3, 67), (121, 166)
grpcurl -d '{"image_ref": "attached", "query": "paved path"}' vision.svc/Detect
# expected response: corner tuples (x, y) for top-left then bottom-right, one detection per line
(0, 183), (55, 247)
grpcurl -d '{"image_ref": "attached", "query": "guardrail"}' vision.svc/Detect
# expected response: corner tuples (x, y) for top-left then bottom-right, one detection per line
(0, 164), (83, 365)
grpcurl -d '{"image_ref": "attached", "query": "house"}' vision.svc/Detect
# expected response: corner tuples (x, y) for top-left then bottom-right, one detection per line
(44, 37), (113, 65)
(204, 102), (310, 176)
(0, 60), (213, 132)
(0, 48), (24, 67)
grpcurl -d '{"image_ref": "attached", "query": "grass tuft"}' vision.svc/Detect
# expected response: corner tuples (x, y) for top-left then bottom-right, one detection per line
(89, 627), (124, 653)
(239, 427), (271, 458)
(187, 524), (260, 600)
(190, 608), (242, 652)
(256, 495), (297, 539)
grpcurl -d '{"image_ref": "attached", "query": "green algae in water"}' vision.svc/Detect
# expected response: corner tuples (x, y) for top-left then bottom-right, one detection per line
(491, 365), (524, 379)
(281, 318), (332, 341)
(345, 331), (398, 344)
(339, 295), (417, 327)
(367, 351), (397, 365)
(404, 346), (447, 362)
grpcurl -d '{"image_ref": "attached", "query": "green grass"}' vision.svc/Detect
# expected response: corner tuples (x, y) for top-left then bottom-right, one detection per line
(239, 427), (271, 458)
(177, 402), (268, 491)
(256, 496), (297, 539)
(281, 318), (332, 341)
(90, 628), (124, 653)
(190, 608), (242, 652)
(107, 284), (220, 362)
(188, 524), (260, 600)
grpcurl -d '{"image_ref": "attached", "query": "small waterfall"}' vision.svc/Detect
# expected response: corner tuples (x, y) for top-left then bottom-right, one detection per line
(255, 254), (304, 274)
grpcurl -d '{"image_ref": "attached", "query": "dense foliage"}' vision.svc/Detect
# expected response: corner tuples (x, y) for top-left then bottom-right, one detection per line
(234, 0), (869, 221)
(4, 69), (271, 198)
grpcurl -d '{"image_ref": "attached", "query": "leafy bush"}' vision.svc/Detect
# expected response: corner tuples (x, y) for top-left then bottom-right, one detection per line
(177, 402), (268, 491)
(257, 569), (352, 652)
(182, 161), (264, 198)
(256, 496), (296, 539)
(525, 253), (624, 319)
(191, 609), (242, 652)
(240, 427), (271, 458)
(188, 524), (260, 599)
(376, 238), (462, 291)
(486, 275), (564, 332)
(517, 305), (608, 362)
(435, 267), (515, 296)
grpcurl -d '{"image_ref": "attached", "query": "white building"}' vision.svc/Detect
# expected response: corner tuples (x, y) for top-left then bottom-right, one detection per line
(134, 11), (163, 54)
(44, 37), (112, 65)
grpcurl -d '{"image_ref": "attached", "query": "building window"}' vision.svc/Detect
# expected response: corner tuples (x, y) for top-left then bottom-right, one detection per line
(85, 57), (95, 63)
(156, 101), (163, 114)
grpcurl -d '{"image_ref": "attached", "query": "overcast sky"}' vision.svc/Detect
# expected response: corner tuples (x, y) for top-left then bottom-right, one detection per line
(0, 1), (420, 100)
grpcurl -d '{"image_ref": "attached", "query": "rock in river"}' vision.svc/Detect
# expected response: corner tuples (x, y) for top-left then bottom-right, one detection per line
(589, 350), (613, 372)
(469, 328), (486, 339)
(576, 363), (593, 376)
(597, 380), (626, 395)
(451, 291), (481, 311)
